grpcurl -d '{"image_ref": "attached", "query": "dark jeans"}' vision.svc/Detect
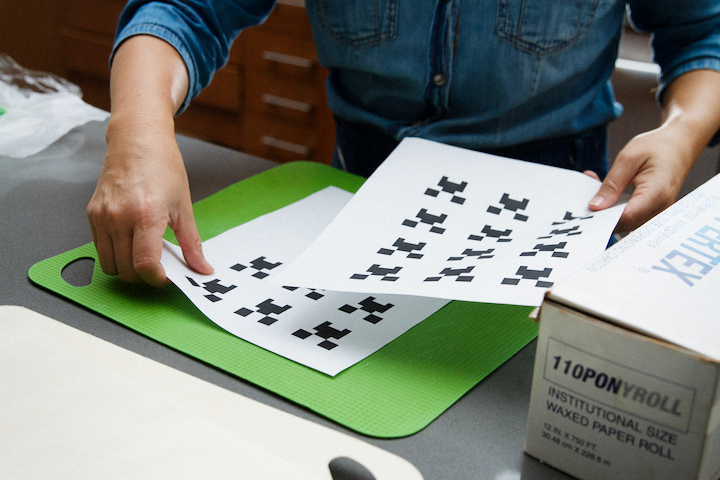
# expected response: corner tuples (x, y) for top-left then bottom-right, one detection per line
(331, 116), (610, 180)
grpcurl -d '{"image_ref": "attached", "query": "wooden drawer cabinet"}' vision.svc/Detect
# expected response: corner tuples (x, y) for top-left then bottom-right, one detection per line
(239, 29), (321, 80)
(245, 70), (320, 123)
(62, 30), (114, 81)
(260, 0), (313, 40)
(242, 112), (318, 162)
(59, 0), (334, 165)
(64, 0), (125, 36)
(236, 18), (333, 163)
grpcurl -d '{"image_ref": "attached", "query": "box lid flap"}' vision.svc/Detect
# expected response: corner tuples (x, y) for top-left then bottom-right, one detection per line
(548, 173), (720, 361)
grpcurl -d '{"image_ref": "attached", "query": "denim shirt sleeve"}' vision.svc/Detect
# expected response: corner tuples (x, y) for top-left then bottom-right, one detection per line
(113, 0), (276, 114)
(629, 0), (720, 145)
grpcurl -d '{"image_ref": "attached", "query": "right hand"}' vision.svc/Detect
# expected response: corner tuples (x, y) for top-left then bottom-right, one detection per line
(87, 115), (213, 287)
(87, 35), (214, 287)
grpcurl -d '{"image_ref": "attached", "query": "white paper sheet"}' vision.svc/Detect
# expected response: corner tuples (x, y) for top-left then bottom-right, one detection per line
(161, 187), (448, 376)
(277, 138), (625, 306)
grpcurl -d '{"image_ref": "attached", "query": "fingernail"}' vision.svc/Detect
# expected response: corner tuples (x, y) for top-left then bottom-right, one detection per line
(589, 195), (604, 208)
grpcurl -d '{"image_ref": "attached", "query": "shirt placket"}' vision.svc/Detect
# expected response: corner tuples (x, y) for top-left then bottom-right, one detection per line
(425, 0), (456, 121)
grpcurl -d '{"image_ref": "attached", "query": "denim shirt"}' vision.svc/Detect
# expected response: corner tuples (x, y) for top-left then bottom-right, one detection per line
(114, 0), (720, 150)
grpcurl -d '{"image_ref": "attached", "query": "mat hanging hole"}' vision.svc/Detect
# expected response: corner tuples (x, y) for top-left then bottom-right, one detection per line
(60, 257), (95, 287)
(328, 457), (377, 480)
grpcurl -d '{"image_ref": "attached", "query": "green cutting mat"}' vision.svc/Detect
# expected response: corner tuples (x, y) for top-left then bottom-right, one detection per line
(29, 161), (538, 438)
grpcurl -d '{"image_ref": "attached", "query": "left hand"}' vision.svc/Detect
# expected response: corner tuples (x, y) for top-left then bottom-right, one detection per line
(586, 69), (720, 233)
(585, 124), (694, 233)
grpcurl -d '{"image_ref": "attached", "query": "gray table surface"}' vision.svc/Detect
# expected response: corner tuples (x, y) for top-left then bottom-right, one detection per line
(0, 119), (573, 480)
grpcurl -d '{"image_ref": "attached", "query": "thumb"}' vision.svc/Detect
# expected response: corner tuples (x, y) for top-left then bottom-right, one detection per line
(588, 162), (634, 212)
(173, 205), (214, 275)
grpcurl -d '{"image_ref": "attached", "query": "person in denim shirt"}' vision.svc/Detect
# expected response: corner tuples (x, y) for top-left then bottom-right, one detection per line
(88, 0), (720, 286)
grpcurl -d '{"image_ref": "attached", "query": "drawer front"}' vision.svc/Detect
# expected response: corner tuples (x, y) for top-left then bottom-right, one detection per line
(243, 70), (325, 123)
(62, 31), (113, 80)
(64, 0), (125, 37)
(194, 64), (243, 112)
(239, 30), (322, 82)
(175, 107), (244, 150)
(241, 113), (318, 163)
(260, 0), (313, 40)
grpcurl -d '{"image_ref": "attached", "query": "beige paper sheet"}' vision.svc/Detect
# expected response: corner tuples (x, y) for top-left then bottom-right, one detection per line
(0, 306), (422, 479)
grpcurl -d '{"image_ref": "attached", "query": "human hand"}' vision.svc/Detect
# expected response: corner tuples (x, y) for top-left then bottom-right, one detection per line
(588, 69), (720, 233)
(585, 126), (694, 233)
(87, 117), (213, 286)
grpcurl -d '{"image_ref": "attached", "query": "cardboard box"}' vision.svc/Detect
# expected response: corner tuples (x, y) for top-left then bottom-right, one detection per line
(525, 174), (720, 480)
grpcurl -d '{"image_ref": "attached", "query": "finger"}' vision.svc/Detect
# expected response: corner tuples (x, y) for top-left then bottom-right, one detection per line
(89, 221), (119, 277)
(614, 196), (648, 234)
(132, 221), (173, 287)
(582, 170), (600, 182)
(588, 156), (639, 212)
(112, 225), (144, 283)
(173, 205), (214, 276)
(613, 181), (670, 233)
(88, 201), (121, 276)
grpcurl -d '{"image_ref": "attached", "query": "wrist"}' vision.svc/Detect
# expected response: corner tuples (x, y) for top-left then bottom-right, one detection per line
(106, 108), (176, 146)
(661, 69), (720, 159)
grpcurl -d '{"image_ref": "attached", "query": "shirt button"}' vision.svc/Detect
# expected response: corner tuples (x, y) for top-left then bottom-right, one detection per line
(433, 73), (446, 86)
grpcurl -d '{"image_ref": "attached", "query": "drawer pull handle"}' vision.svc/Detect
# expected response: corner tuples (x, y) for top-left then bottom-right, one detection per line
(277, 0), (305, 6)
(261, 51), (314, 69)
(261, 135), (311, 156)
(261, 94), (313, 112)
